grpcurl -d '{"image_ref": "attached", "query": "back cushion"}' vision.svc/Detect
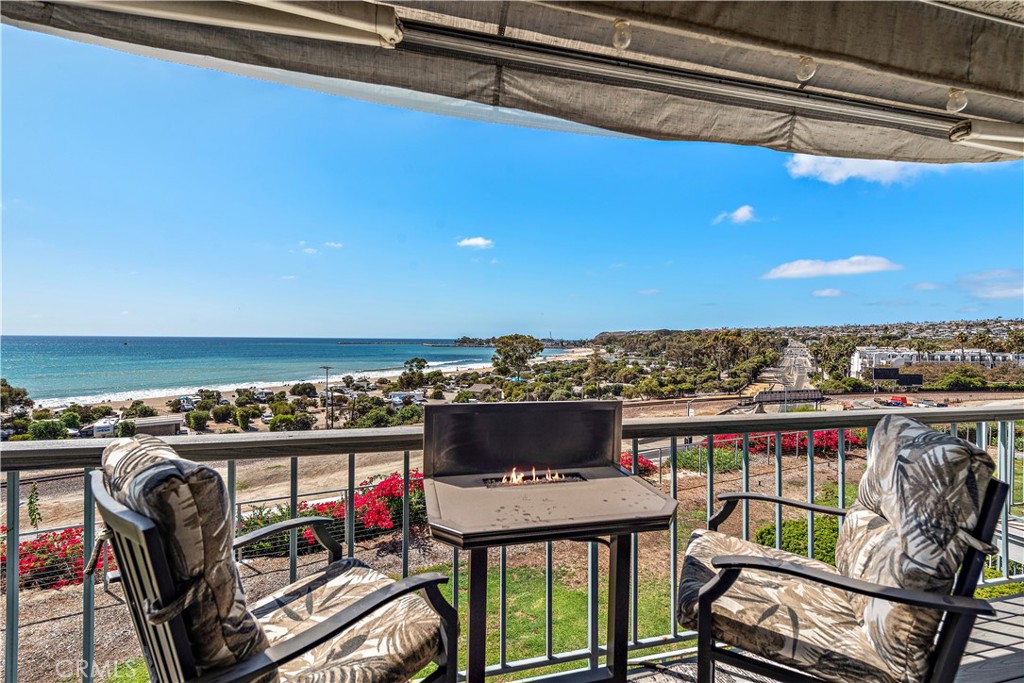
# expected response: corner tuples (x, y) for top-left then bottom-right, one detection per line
(835, 415), (994, 680)
(102, 435), (268, 672)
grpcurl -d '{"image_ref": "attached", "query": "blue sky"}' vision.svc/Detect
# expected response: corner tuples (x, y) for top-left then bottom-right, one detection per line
(3, 26), (1022, 339)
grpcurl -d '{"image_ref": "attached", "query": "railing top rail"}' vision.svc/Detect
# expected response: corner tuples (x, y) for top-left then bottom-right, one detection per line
(2, 405), (1021, 472)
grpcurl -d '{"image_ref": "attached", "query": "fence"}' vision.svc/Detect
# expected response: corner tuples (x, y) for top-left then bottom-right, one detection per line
(2, 406), (1022, 682)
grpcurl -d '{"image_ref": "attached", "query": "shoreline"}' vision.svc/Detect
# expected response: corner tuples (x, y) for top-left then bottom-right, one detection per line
(28, 347), (593, 411)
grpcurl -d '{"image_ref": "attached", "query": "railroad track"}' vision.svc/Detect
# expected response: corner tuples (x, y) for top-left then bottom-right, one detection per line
(0, 471), (84, 489)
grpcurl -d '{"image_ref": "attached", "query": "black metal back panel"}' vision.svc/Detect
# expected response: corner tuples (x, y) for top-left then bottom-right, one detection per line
(90, 472), (197, 683)
(423, 401), (622, 478)
(929, 478), (1009, 683)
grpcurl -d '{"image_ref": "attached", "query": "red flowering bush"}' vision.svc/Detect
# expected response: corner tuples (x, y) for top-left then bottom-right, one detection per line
(713, 430), (863, 456)
(1, 525), (114, 591)
(620, 452), (658, 476)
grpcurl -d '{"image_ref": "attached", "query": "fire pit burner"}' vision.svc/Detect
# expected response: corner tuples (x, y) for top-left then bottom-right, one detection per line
(483, 470), (585, 488)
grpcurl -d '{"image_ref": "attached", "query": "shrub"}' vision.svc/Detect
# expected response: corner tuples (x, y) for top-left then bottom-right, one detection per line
(115, 420), (137, 437)
(167, 398), (183, 413)
(186, 410), (209, 431)
(195, 399), (216, 412)
(619, 452), (658, 476)
(268, 414), (296, 432)
(1, 525), (115, 590)
(29, 420), (66, 441)
(9, 434), (32, 441)
(12, 418), (31, 433)
(32, 409), (53, 421)
(452, 391), (474, 403)
(211, 405), (233, 423)
(270, 401), (293, 416)
(395, 404), (424, 425)
(754, 514), (840, 565)
(676, 445), (741, 473)
(290, 382), (317, 398)
(123, 400), (157, 418)
(197, 389), (221, 402)
(430, 388), (445, 400)
(235, 410), (250, 430)
(293, 412), (317, 431)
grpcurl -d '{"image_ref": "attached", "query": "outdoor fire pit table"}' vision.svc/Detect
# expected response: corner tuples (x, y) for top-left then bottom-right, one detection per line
(423, 402), (677, 683)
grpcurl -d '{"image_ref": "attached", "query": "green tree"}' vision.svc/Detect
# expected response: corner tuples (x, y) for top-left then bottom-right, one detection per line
(270, 401), (294, 416)
(29, 420), (67, 440)
(452, 391), (474, 403)
(27, 482), (43, 529)
(0, 378), (34, 412)
(492, 334), (544, 380)
(1007, 329), (1024, 354)
(115, 420), (137, 437)
(32, 408), (53, 421)
(59, 411), (82, 429)
(235, 410), (251, 430)
(293, 413), (317, 430)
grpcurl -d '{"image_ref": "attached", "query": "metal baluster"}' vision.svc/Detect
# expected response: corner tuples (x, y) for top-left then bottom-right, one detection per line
(545, 541), (553, 658)
(500, 545), (507, 666)
(669, 437), (679, 638)
(402, 451), (410, 578)
(346, 453), (356, 557)
(289, 457), (298, 583)
(774, 432), (782, 549)
(999, 422), (1010, 576)
(976, 421), (986, 450)
(82, 468), (96, 683)
(866, 425), (874, 456)
(741, 433), (750, 541)
(5, 471), (19, 683)
(587, 541), (599, 669)
(807, 430), (815, 559)
(838, 429), (846, 531)
(452, 548), (460, 614)
(706, 435), (715, 522)
(227, 461), (236, 534)
(631, 438), (639, 644)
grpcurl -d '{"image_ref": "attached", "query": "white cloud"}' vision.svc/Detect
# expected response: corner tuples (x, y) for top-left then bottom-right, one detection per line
(298, 240), (306, 246)
(324, 241), (344, 249)
(762, 255), (902, 279)
(303, 248), (318, 255)
(713, 205), (756, 224)
(913, 282), (940, 290)
(456, 236), (494, 249)
(638, 288), (660, 295)
(812, 289), (843, 297)
(785, 154), (937, 185)
(960, 269), (1024, 299)
(282, 275), (297, 280)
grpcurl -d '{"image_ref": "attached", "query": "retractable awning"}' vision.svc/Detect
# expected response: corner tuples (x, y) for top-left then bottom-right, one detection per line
(3, 1), (1022, 162)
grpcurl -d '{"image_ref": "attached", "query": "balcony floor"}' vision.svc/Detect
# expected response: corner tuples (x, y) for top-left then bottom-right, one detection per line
(631, 594), (1024, 683)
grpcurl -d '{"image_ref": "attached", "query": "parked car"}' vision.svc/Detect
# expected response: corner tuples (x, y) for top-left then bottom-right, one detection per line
(261, 411), (274, 424)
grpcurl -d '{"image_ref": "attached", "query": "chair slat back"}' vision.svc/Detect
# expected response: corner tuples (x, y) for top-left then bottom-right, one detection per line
(90, 471), (198, 683)
(929, 478), (1009, 683)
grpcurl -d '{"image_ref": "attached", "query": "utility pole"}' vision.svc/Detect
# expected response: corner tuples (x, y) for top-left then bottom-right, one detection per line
(320, 365), (333, 429)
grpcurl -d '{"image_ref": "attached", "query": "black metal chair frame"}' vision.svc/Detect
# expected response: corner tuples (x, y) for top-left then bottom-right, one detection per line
(89, 471), (458, 683)
(695, 481), (1008, 683)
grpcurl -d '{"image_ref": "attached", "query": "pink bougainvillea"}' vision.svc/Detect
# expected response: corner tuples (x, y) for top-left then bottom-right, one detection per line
(619, 452), (658, 476)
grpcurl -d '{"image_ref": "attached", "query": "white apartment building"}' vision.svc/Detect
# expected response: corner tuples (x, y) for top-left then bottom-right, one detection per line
(850, 347), (1024, 377)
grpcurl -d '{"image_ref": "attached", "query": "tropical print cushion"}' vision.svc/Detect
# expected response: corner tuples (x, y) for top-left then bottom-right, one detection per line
(252, 558), (442, 683)
(678, 529), (896, 683)
(834, 415), (995, 680)
(102, 436), (269, 673)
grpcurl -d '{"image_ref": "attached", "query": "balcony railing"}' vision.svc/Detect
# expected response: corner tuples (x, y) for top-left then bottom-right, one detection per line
(2, 405), (1022, 683)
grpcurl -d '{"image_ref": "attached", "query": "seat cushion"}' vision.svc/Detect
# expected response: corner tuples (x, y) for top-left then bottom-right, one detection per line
(678, 529), (896, 683)
(252, 559), (442, 683)
(102, 435), (269, 672)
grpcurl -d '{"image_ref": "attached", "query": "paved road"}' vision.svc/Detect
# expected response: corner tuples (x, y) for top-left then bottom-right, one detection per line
(781, 340), (814, 390)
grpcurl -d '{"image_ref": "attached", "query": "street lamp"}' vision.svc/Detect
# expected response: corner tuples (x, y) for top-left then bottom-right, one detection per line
(320, 365), (333, 429)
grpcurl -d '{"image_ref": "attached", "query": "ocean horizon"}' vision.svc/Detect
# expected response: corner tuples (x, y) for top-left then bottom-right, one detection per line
(1, 335), (567, 407)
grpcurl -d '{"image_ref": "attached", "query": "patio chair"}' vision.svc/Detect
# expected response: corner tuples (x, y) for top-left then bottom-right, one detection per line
(676, 415), (1008, 683)
(85, 434), (457, 683)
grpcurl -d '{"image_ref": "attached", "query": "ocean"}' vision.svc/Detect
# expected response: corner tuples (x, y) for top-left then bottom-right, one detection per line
(0, 336), (566, 406)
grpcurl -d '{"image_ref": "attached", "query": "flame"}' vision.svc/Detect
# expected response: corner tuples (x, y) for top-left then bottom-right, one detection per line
(500, 466), (565, 485)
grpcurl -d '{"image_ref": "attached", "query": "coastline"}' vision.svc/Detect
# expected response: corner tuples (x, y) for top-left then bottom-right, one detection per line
(30, 347), (593, 411)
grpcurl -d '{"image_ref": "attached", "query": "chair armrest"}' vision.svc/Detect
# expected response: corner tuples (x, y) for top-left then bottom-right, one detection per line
(708, 555), (994, 616)
(709, 493), (846, 531)
(190, 573), (451, 683)
(234, 516), (344, 563)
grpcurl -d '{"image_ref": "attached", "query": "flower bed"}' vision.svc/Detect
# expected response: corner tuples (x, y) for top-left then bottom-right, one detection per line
(1, 525), (114, 591)
(620, 452), (658, 476)
(713, 429), (864, 455)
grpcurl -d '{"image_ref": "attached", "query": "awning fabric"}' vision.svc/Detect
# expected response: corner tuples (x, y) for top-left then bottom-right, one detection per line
(3, 1), (1022, 163)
